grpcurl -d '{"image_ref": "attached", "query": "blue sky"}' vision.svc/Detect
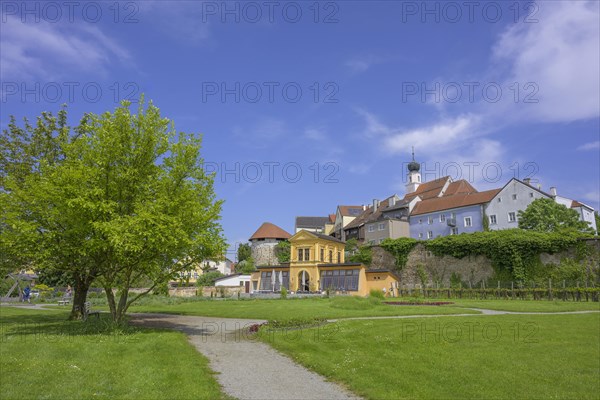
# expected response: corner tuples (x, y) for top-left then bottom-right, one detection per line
(2, 1), (599, 260)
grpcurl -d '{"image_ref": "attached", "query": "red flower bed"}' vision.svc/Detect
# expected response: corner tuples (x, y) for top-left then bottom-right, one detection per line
(384, 301), (454, 306)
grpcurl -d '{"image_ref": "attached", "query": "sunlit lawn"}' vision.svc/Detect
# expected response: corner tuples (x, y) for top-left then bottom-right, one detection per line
(0, 307), (226, 400)
(260, 313), (600, 399)
(120, 295), (600, 320)
(442, 298), (600, 312)
(125, 296), (480, 319)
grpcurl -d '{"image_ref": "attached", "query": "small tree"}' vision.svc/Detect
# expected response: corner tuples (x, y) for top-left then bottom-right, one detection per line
(236, 258), (256, 274)
(237, 243), (252, 262)
(275, 240), (290, 263)
(196, 271), (224, 286)
(518, 198), (594, 233)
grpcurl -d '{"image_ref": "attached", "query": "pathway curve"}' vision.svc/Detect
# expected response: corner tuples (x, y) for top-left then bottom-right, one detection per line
(129, 313), (360, 400)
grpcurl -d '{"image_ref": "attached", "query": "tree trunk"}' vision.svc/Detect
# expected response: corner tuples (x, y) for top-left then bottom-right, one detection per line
(114, 290), (129, 323)
(69, 276), (91, 320)
(105, 286), (117, 319)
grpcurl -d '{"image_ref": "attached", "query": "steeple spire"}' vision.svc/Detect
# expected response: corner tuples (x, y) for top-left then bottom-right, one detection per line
(405, 147), (421, 194)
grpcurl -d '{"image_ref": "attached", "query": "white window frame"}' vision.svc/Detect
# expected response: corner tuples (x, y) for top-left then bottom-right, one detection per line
(428, 217), (433, 224)
(427, 231), (433, 239)
(368, 225), (375, 232)
(419, 218), (423, 224)
(439, 214), (446, 222)
(418, 233), (423, 238)
(489, 215), (497, 225)
(451, 227), (458, 235)
(450, 212), (456, 219)
(508, 212), (516, 222)
(464, 217), (472, 227)
(378, 223), (385, 231)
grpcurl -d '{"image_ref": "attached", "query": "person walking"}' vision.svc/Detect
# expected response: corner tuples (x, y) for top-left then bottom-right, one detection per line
(23, 285), (31, 303)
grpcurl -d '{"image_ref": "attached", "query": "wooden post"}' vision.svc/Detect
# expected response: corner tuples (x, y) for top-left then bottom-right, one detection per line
(548, 278), (552, 301)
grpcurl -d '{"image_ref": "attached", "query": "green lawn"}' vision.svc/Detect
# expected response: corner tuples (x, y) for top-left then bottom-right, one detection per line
(0, 307), (226, 400)
(126, 296), (480, 319)
(441, 299), (600, 312)
(260, 314), (600, 399)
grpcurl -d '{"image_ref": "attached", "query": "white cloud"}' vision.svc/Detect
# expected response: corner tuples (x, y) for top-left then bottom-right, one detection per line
(357, 111), (480, 155)
(492, 1), (600, 123)
(345, 55), (381, 74)
(0, 17), (132, 81)
(304, 128), (327, 141)
(577, 141), (600, 151)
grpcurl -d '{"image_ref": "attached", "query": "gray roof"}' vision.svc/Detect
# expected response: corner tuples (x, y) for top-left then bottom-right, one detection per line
(295, 216), (330, 229)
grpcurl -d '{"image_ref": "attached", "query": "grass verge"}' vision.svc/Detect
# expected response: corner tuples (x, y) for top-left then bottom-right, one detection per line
(259, 313), (600, 399)
(0, 306), (226, 400)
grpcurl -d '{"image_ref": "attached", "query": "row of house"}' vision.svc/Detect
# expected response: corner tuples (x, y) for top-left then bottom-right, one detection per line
(297, 154), (597, 244)
(222, 153), (597, 296)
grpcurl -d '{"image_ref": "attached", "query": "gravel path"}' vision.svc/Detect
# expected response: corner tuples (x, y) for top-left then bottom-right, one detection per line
(130, 313), (360, 400)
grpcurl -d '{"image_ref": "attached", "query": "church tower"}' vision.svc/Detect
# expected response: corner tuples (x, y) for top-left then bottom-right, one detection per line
(405, 148), (421, 194)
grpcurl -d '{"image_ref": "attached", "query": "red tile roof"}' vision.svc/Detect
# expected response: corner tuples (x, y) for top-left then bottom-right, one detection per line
(249, 222), (291, 240)
(411, 189), (501, 216)
(328, 214), (336, 223)
(344, 196), (398, 230)
(338, 205), (365, 217)
(443, 180), (477, 196)
(404, 176), (450, 201)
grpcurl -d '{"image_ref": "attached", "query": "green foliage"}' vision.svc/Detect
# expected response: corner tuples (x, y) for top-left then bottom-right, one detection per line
(153, 282), (169, 296)
(518, 198), (594, 233)
(237, 243), (252, 262)
(236, 258), (256, 274)
(425, 229), (590, 283)
(196, 271), (224, 286)
(280, 286), (288, 299)
(416, 264), (428, 287)
(1, 100), (226, 321)
(369, 288), (385, 299)
(450, 272), (462, 289)
(547, 258), (598, 284)
(275, 240), (291, 263)
(345, 238), (359, 253)
(595, 211), (600, 235)
(380, 238), (419, 269)
(348, 244), (372, 265)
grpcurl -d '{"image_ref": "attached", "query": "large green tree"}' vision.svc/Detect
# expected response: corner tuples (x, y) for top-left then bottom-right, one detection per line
(1, 100), (225, 321)
(0, 109), (100, 318)
(518, 198), (594, 233)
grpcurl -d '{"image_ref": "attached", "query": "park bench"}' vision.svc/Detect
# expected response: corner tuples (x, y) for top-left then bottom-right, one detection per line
(83, 301), (100, 321)
(57, 298), (70, 306)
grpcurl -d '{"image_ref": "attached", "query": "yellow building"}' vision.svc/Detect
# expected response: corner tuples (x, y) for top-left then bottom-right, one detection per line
(251, 230), (399, 296)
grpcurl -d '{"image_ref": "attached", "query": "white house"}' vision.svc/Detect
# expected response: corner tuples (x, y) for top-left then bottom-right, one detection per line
(214, 274), (251, 292)
(201, 259), (233, 275)
(485, 178), (597, 232)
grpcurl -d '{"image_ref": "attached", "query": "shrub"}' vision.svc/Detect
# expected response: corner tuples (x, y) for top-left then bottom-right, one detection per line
(369, 288), (385, 299)
(280, 287), (288, 299)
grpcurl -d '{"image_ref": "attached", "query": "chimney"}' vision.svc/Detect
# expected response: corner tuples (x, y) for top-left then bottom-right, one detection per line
(550, 187), (557, 197)
(372, 199), (379, 212)
(523, 178), (531, 185)
(362, 205), (367, 211)
(537, 184), (542, 190)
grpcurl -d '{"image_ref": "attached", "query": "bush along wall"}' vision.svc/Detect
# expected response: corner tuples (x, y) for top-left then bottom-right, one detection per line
(376, 229), (598, 288)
